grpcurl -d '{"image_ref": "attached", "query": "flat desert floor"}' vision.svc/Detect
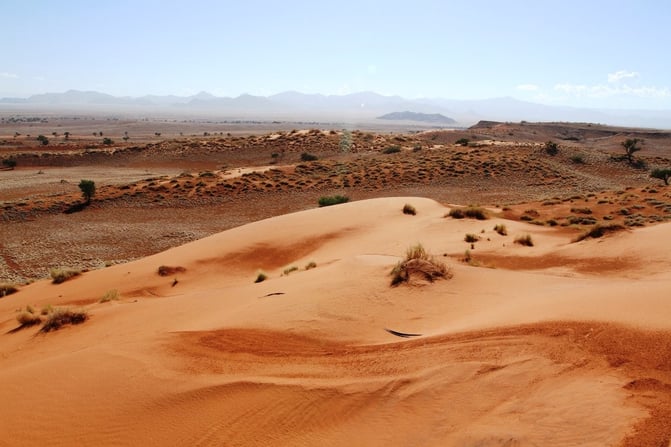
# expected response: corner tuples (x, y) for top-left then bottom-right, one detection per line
(2, 119), (671, 446)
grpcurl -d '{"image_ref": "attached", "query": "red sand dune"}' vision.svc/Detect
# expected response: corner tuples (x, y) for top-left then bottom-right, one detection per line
(2, 197), (671, 446)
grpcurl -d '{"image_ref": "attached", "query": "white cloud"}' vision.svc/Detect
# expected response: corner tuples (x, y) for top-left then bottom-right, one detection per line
(608, 70), (639, 83)
(516, 84), (540, 92)
(554, 82), (670, 99)
(0, 72), (18, 79)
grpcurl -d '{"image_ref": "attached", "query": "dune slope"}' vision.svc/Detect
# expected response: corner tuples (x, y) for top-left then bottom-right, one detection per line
(1, 197), (671, 446)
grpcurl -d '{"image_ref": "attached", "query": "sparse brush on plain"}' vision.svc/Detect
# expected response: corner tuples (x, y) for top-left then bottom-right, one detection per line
(0, 283), (18, 297)
(254, 271), (268, 283)
(40, 307), (88, 333)
(402, 204), (417, 215)
(493, 224), (507, 235)
(514, 234), (534, 247)
(464, 233), (479, 243)
(390, 243), (451, 286)
(283, 266), (299, 276)
(573, 224), (626, 242)
(305, 261), (317, 270)
(447, 206), (488, 220)
(99, 289), (119, 303)
(50, 267), (81, 284)
(382, 145), (401, 154)
(318, 195), (349, 207)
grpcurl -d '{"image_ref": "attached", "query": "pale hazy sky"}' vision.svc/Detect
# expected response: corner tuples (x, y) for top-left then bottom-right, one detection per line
(2, 0), (670, 109)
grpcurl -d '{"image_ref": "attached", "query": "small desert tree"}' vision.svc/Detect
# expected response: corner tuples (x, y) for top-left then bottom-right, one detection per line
(36, 134), (49, 145)
(622, 138), (642, 164)
(651, 168), (671, 185)
(78, 179), (96, 204)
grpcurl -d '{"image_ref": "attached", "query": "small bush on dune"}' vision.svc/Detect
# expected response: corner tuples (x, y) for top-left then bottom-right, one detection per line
(16, 306), (42, 327)
(382, 145), (401, 154)
(464, 233), (479, 243)
(50, 267), (81, 284)
(305, 261), (317, 270)
(402, 204), (417, 215)
(40, 307), (88, 332)
(283, 266), (299, 276)
(447, 206), (488, 220)
(514, 234), (534, 247)
(493, 224), (507, 235)
(99, 289), (119, 303)
(0, 283), (18, 297)
(455, 138), (470, 146)
(157, 265), (186, 276)
(573, 224), (626, 242)
(318, 195), (349, 207)
(390, 244), (451, 286)
(254, 271), (268, 283)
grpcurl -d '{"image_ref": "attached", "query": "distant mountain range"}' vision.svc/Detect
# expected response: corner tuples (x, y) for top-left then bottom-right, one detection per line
(377, 111), (456, 124)
(2, 89), (670, 129)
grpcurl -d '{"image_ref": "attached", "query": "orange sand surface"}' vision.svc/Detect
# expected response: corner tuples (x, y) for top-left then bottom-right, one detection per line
(2, 197), (671, 446)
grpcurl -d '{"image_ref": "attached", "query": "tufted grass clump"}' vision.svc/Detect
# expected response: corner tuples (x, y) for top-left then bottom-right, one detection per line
(514, 234), (534, 247)
(305, 261), (317, 270)
(573, 224), (626, 242)
(390, 244), (451, 286)
(50, 267), (81, 284)
(447, 206), (488, 220)
(0, 283), (18, 297)
(99, 289), (119, 303)
(16, 306), (42, 327)
(254, 271), (268, 283)
(40, 307), (88, 332)
(493, 224), (507, 235)
(318, 195), (349, 207)
(402, 204), (417, 215)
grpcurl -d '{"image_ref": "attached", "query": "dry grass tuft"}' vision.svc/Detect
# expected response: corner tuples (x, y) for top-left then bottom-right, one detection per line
(16, 306), (42, 327)
(157, 265), (186, 276)
(514, 234), (534, 247)
(99, 289), (119, 303)
(254, 271), (268, 283)
(391, 244), (452, 286)
(402, 204), (417, 215)
(573, 224), (626, 242)
(305, 261), (317, 270)
(447, 206), (488, 220)
(50, 267), (81, 284)
(40, 307), (88, 332)
(0, 283), (19, 297)
(494, 224), (508, 235)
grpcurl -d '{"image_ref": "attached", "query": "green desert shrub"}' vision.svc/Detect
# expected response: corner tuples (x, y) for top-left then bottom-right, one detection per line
(402, 204), (417, 215)
(455, 138), (470, 146)
(50, 267), (81, 284)
(40, 307), (88, 332)
(318, 195), (349, 207)
(390, 244), (451, 286)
